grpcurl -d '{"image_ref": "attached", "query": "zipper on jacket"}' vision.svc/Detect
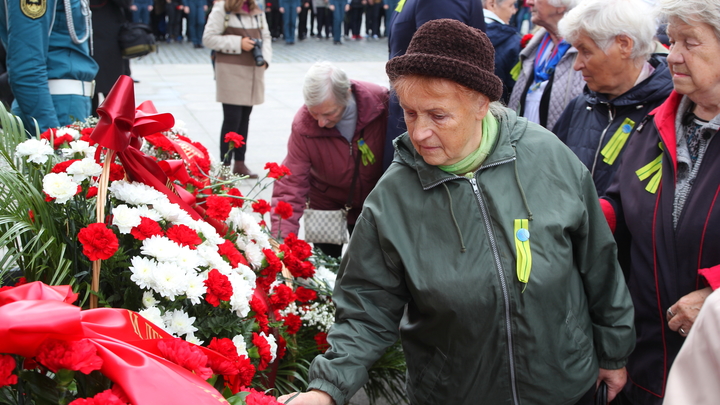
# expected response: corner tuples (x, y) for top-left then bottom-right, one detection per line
(590, 104), (616, 177)
(469, 176), (520, 405)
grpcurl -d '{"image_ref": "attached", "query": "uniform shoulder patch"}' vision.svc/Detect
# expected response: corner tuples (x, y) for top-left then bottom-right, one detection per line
(21, 0), (47, 19)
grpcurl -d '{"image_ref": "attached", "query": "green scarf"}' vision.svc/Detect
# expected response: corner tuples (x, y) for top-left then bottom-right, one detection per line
(439, 113), (499, 176)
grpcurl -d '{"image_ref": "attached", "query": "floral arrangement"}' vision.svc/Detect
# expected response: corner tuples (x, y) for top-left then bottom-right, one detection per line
(0, 76), (406, 405)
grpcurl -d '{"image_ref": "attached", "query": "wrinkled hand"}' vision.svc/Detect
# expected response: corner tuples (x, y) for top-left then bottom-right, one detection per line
(667, 286), (712, 337)
(597, 367), (626, 402)
(277, 390), (334, 405)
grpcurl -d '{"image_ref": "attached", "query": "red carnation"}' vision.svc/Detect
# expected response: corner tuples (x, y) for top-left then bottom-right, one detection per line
(243, 388), (282, 405)
(77, 223), (119, 261)
(109, 163), (125, 182)
(314, 332), (330, 353)
(28, 209), (35, 223)
(227, 188), (245, 208)
(0, 355), (17, 387)
(130, 217), (164, 240)
(144, 133), (177, 153)
(166, 224), (202, 249)
(157, 338), (213, 380)
(14, 277), (27, 286)
(521, 33), (533, 49)
(251, 333), (273, 370)
(269, 284), (296, 310)
(283, 254), (315, 279)
(281, 313), (302, 335)
(294, 286), (318, 303)
(224, 132), (246, 149)
(204, 269), (233, 307)
(208, 337), (239, 362)
(51, 159), (80, 173)
(283, 233), (312, 260)
(250, 295), (270, 333)
(36, 338), (103, 374)
(68, 388), (130, 405)
(218, 239), (248, 268)
(252, 199), (272, 216)
(273, 201), (293, 220)
(225, 356), (256, 394)
(264, 162), (292, 179)
(80, 128), (97, 145)
(277, 335), (287, 360)
(86, 186), (98, 198)
(205, 194), (232, 222)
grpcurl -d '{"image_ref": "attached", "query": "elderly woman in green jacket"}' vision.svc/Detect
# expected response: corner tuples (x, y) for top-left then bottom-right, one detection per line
(280, 19), (635, 405)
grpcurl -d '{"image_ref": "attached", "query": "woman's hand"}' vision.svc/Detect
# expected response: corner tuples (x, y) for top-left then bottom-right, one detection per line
(241, 37), (255, 52)
(328, 4), (334, 11)
(667, 286), (712, 337)
(597, 367), (627, 402)
(277, 390), (334, 405)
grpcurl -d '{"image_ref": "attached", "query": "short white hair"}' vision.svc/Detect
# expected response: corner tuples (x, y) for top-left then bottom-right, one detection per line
(660, 0), (720, 40)
(547, 0), (583, 11)
(559, 0), (658, 61)
(303, 61), (351, 108)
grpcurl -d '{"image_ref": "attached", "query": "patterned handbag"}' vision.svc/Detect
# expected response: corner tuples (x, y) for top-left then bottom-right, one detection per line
(303, 149), (361, 245)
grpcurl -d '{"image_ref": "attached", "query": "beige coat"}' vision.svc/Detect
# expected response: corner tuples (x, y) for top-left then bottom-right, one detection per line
(202, 2), (272, 106)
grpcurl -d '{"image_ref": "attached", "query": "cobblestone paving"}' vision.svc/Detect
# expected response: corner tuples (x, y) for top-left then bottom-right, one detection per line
(133, 35), (389, 65)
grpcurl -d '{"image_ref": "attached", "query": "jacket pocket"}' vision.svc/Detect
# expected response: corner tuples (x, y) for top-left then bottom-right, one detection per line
(407, 346), (447, 403)
(565, 310), (592, 354)
(309, 176), (330, 193)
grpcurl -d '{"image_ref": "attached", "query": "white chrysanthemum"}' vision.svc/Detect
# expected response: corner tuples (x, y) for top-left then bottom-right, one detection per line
(232, 334), (249, 358)
(112, 204), (142, 234)
(313, 266), (337, 290)
(16, 139), (54, 164)
(142, 291), (158, 308)
(185, 331), (203, 345)
(184, 272), (207, 305)
(162, 309), (198, 337)
(151, 261), (188, 300)
(175, 248), (204, 272)
(196, 242), (233, 273)
(138, 306), (166, 332)
(227, 207), (244, 231)
(65, 157), (103, 182)
(109, 180), (167, 205)
(259, 332), (277, 363)
(227, 272), (253, 317)
(232, 211), (271, 248)
(61, 140), (92, 158)
(141, 236), (183, 262)
(134, 205), (163, 222)
(153, 200), (192, 223)
(42, 172), (79, 204)
(234, 264), (257, 291)
(56, 127), (81, 141)
(129, 256), (158, 290)
(240, 241), (264, 269)
(193, 220), (224, 245)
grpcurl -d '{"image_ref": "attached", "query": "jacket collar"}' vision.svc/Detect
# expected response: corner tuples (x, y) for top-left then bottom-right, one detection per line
(649, 90), (683, 170)
(295, 80), (386, 139)
(393, 108), (524, 189)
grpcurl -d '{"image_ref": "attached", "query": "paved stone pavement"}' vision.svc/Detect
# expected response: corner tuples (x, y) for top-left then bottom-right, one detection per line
(129, 35), (402, 405)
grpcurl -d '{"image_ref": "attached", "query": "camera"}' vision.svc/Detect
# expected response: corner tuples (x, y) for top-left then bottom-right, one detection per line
(251, 39), (265, 67)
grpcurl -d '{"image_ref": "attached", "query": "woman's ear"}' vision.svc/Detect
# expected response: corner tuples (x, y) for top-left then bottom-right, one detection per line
(616, 35), (635, 59)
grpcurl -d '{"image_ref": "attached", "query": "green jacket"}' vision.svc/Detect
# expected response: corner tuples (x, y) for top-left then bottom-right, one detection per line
(308, 107), (635, 405)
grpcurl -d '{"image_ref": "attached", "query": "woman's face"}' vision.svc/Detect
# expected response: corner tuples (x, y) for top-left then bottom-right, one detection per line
(527, 0), (565, 32)
(397, 77), (488, 167)
(572, 32), (634, 99)
(488, 0), (517, 24)
(666, 17), (720, 105)
(308, 97), (346, 128)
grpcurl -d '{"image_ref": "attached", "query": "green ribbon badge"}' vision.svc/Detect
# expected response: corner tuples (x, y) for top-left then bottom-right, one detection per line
(600, 118), (635, 165)
(635, 143), (664, 194)
(357, 138), (375, 166)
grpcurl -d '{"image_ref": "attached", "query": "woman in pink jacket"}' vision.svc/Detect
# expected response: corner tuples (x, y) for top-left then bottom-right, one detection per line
(271, 61), (388, 257)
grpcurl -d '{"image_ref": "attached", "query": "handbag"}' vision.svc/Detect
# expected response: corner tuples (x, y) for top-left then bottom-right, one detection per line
(303, 147), (362, 245)
(118, 22), (157, 59)
(594, 381), (607, 405)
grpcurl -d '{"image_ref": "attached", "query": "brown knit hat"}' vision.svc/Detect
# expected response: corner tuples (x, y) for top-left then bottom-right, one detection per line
(386, 19), (503, 102)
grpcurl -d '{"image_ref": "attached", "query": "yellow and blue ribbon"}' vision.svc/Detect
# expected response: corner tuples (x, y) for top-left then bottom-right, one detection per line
(357, 138), (375, 166)
(636, 143), (664, 194)
(514, 219), (532, 292)
(601, 118), (635, 165)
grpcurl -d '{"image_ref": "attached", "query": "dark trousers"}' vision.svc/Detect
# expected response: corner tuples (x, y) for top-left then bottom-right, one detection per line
(220, 104), (253, 163)
(298, 4), (314, 38)
(368, 3), (381, 37)
(266, 8), (283, 38)
(348, 6), (362, 36)
(315, 6), (330, 37)
(166, 2), (183, 40)
(315, 224), (354, 258)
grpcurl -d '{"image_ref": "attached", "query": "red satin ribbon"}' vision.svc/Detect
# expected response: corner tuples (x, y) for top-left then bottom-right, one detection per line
(90, 75), (203, 222)
(0, 282), (232, 405)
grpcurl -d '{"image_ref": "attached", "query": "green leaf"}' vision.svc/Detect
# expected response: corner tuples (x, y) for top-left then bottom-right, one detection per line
(226, 391), (250, 405)
(18, 370), (61, 405)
